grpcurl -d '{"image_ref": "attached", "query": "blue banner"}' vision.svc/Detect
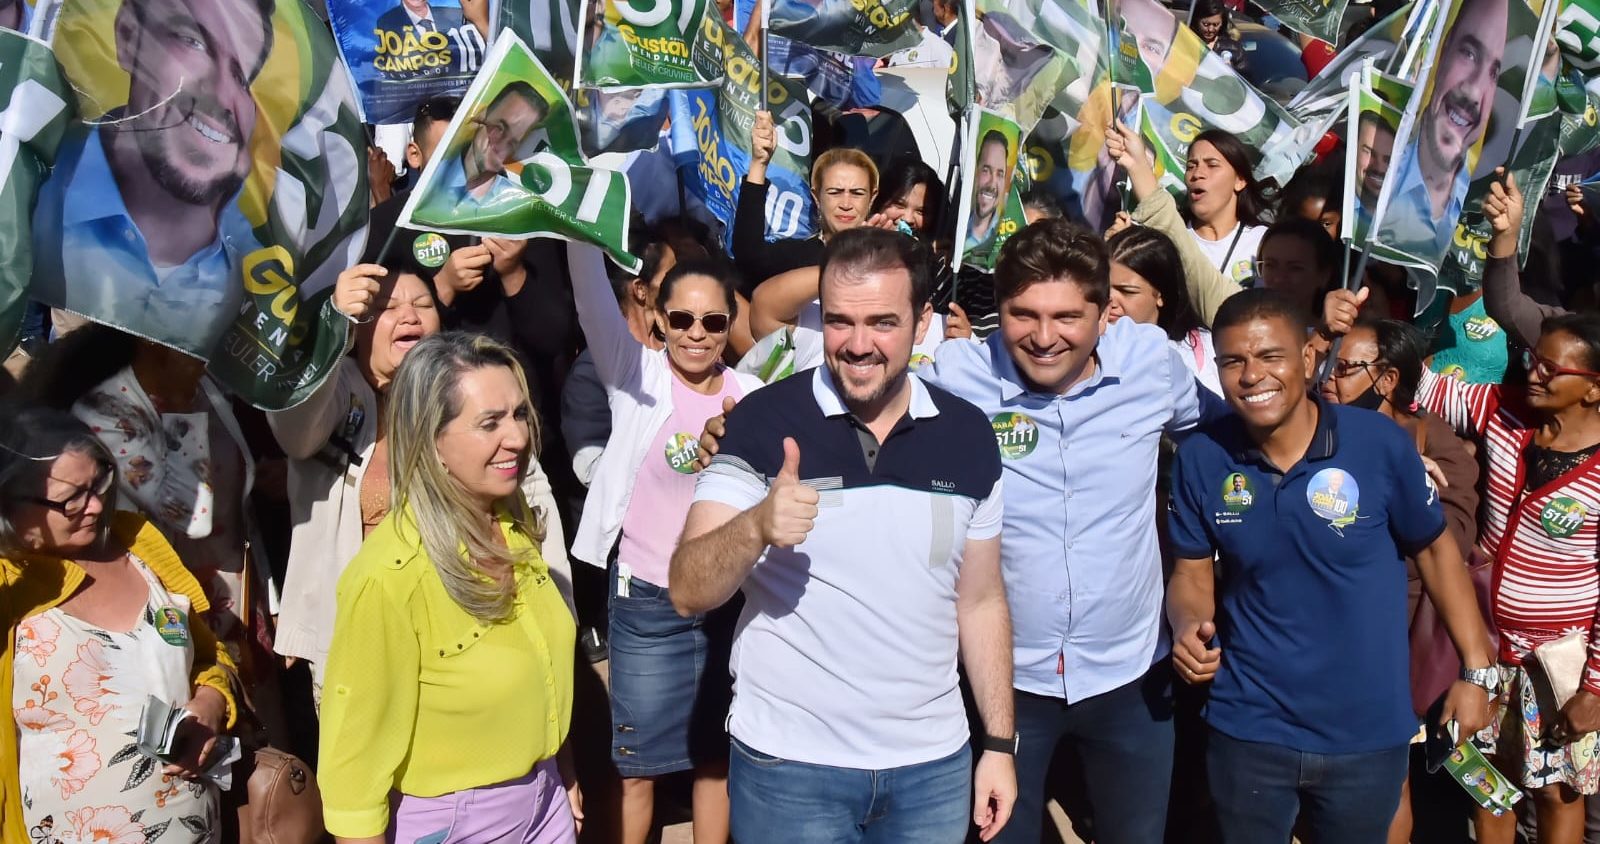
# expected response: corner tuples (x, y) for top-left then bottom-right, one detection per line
(328, 0), (489, 125)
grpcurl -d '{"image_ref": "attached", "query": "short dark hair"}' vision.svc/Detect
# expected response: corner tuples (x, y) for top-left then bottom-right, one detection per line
(993, 217), (1109, 308)
(413, 95), (462, 139)
(657, 257), (741, 318)
(817, 227), (933, 313)
(1212, 286), (1310, 336)
(979, 129), (1009, 156)
(1542, 312), (1600, 372)
(0, 405), (120, 554)
(1262, 216), (1342, 271)
(1279, 163), (1344, 223)
(1354, 316), (1427, 410)
(1190, 0), (1230, 22)
(1107, 226), (1201, 342)
(1019, 185), (1064, 220)
(490, 81), (550, 122)
(870, 159), (945, 229)
(1188, 129), (1267, 227)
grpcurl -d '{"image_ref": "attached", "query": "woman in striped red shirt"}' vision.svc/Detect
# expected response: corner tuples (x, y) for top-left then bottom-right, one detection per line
(1329, 287), (1600, 843)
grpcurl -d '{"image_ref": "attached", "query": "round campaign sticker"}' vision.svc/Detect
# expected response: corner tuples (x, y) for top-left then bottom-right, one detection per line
(1540, 496), (1588, 539)
(1440, 364), (1468, 382)
(1464, 315), (1500, 342)
(154, 607), (189, 647)
(909, 353), (933, 371)
(1220, 472), (1255, 513)
(412, 233), (451, 268)
(990, 412), (1040, 460)
(1306, 468), (1359, 525)
(664, 432), (700, 474)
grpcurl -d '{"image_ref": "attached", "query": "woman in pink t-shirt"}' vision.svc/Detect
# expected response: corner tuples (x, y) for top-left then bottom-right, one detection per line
(566, 243), (765, 844)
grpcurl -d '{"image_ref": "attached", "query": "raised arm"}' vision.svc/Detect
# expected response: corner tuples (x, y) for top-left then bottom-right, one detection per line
(268, 265), (381, 459)
(749, 266), (822, 340)
(1482, 169), (1565, 348)
(566, 242), (645, 390)
(1105, 123), (1236, 325)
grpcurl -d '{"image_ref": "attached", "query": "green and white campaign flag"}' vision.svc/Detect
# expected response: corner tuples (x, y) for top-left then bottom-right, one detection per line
(1287, 3), (1414, 129)
(499, 0), (583, 87)
(1253, 0), (1352, 43)
(401, 31), (640, 271)
(1119, 0), (1320, 189)
(0, 29), (70, 355)
(1342, 61), (1412, 246)
(1557, 0), (1600, 71)
(977, 0), (1108, 120)
(768, 0), (922, 57)
(967, 8), (1073, 132)
(953, 107), (1029, 272)
(36, 0), (368, 410)
(1365, 0), (1541, 313)
(576, 0), (720, 88)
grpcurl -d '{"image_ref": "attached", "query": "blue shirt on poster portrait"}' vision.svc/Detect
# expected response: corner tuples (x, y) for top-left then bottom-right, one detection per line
(1165, 399), (1447, 753)
(922, 317), (1208, 703)
(416, 154), (526, 221)
(1377, 145), (1468, 265)
(31, 123), (253, 355)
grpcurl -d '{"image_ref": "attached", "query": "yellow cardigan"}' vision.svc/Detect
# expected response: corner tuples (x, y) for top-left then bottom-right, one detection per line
(0, 513), (238, 843)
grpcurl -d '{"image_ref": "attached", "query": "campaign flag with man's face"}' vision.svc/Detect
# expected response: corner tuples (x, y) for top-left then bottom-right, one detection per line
(667, 13), (816, 249)
(35, 0), (369, 410)
(767, 0), (922, 57)
(1342, 62), (1412, 246)
(1366, 0), (1539, 312)
(576, 0), (720, 88)
(1117, 0), (1320, 190)
(0, 29), (71, 356)
(327, 0), (488, 125)
(1287, 3), (1414, 129)
(953, 107), (1028, 272)
(401, 31), (639, 270)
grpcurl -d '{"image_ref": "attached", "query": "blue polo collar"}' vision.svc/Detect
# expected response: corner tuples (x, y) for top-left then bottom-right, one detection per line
(1229, 392), (1340, 469)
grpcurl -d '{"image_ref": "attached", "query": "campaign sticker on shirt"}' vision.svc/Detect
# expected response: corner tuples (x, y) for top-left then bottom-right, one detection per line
(910, 353), (933, 371)
(154, 607), (190, 647)
(1439, 364), (1468, 382)
(1540, 496), (1588, 539)
(990, 412), (1039, 460)
(1306, 468), (1359, 534)
(1229, 259), (1254, 284)
(412, 233), (451, 268)
(1221, 473), (1255, 513)
(1464, 315), (1500, 342)
(664, 432), (701, 474)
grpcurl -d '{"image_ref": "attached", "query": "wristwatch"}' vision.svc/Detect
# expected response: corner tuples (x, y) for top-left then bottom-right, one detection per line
(1461, 666), (1502, 696)
(982, 733), (1020, 755)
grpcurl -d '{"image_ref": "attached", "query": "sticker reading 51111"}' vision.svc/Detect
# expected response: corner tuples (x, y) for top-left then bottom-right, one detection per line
(990, 412), (1039, 459)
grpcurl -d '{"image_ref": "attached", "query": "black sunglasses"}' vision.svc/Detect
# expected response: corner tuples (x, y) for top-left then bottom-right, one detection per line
(664, 310), (731, 334)
(21, 462), (115, 517)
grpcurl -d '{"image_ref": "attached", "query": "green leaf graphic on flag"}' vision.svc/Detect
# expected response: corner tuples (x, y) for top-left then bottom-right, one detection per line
(578, 0), (720, 88)
(0, 30), (71, 356)
(402, 31), (640, 272)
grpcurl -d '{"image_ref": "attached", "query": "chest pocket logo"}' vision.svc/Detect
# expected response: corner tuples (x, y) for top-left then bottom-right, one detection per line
(1540, 497), (1588, 539)
(990, 412), (1039, 460)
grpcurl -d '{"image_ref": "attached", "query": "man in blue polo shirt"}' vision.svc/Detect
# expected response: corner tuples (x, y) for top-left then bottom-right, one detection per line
(1166, 288), (1497, 841)
(670, 228), (1017, 843)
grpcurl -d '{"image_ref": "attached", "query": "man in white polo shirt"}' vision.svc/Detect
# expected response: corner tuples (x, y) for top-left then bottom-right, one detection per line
(669, 228), (1017, 843)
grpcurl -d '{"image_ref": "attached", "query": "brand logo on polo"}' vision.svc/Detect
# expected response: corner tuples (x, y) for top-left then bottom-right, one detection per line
(990, 412), (1039, 459)
(1540, 497), (1588, 539)
(1464, 315), (1499, 342)
(932, 479), (956, 491)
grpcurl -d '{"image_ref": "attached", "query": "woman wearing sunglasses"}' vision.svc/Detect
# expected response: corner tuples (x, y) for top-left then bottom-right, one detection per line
(0, 407), (237, 844)
(566, 242), (765, 844)
(1328, 283), (1600, 844)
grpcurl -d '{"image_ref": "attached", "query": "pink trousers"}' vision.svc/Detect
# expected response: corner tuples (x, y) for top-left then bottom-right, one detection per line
(387, 758), (576, 844)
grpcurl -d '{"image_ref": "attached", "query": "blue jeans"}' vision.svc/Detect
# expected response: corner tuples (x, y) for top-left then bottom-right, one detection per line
(1207, 728), (1408, 844)
(993, 665), (1174, 844)
(729, 738), (971, 843)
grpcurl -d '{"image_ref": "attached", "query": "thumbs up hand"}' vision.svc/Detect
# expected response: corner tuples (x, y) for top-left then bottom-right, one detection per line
(757, 437), (819, 548)
(1173, 619), (1222, 685)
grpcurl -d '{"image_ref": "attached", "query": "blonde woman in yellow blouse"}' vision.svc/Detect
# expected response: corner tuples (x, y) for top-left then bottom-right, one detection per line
(318, 333), (579, 844)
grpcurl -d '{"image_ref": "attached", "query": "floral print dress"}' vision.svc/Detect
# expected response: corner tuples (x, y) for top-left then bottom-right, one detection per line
(13, 556), (219, 843)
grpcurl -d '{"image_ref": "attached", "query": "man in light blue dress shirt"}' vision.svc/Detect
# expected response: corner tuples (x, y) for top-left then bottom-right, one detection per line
(922, 218), (1215, 844)
(31, 0), (273, 356)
